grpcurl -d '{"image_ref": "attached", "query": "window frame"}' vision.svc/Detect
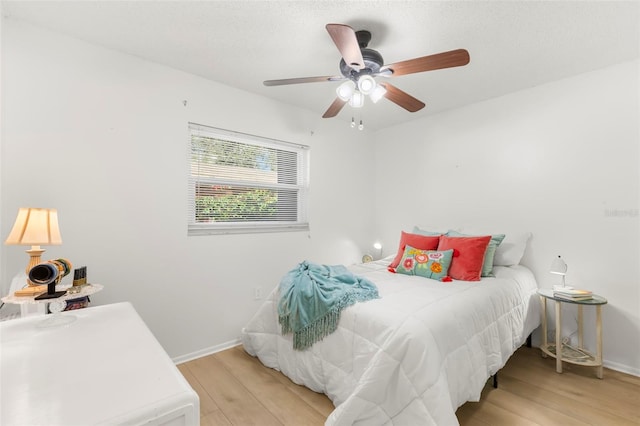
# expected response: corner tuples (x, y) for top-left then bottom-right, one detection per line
(187, 123), (310, 236)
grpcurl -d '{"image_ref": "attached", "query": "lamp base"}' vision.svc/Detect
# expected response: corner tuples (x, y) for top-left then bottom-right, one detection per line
(553, 285), (574, 291)
(14, 285), (47, 297)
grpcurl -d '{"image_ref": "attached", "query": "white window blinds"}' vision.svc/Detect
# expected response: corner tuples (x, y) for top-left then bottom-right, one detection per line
(188, 123), (310, 235)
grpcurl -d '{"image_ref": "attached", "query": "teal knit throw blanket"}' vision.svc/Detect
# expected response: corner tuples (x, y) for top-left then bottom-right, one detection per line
(278, 261), (379, 351)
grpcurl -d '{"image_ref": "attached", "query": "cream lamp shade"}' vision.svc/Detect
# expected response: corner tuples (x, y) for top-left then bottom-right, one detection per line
(5, 208), (62, 291)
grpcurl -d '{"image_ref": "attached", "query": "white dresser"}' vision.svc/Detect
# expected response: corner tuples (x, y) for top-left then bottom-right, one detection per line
(0, 302), (199, 425)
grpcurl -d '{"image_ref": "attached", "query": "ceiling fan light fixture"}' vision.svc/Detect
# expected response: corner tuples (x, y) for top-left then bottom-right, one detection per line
(357, 75), (376, 95)
(349, 90), (364, 108)
(336, 80), (356, 101)
(265, 24), (470, 120)
(370, 84), (387, 103)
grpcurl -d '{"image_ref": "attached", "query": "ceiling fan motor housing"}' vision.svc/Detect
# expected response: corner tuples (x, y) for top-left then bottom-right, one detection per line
(340, 48), (384, 81)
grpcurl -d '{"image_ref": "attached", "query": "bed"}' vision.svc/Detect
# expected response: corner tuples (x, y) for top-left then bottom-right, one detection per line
(242, 238), (540, 425)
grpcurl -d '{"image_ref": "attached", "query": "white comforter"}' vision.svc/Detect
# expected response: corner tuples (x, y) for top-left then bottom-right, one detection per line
(241, 259), (540, 425)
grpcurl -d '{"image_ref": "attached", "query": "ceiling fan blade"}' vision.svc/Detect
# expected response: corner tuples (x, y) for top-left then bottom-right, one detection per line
(380, 83), (425, 112)
(264, 76), (344, 86)
(326, 24), (364, 70)
(382, 49), (470, 76)
(322, 97), (347, 118)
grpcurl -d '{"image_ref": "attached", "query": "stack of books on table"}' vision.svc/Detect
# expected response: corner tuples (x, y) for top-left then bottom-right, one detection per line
(553, 287), (593, 301)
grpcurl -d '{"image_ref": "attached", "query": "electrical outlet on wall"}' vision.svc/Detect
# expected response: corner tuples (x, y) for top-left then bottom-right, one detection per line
(254, 287), (262, 300)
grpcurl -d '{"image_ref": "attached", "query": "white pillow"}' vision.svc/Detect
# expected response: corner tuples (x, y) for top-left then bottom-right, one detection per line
(493, 232), (532, 266)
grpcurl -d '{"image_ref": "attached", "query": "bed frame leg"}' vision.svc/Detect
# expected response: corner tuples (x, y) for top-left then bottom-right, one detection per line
(492, 333), (531, 391)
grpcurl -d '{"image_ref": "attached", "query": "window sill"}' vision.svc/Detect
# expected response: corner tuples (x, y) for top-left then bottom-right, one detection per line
(188, 223), (310, 236)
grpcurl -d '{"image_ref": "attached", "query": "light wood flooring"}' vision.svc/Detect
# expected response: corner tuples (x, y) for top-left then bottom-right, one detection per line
(178, 345), (640, 425)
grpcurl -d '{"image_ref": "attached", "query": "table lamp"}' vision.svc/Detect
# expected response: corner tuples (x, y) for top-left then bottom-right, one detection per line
(362, 242), (384, 263)
(4, 207), (62, 296)
(550, 255), (568, 288)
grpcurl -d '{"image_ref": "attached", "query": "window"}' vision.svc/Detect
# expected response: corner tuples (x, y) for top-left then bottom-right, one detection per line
(188, 123), (310, 235)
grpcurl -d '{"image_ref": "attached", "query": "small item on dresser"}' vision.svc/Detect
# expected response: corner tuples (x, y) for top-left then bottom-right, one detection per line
(68, 266), (88, 294)
(72, 266), (87, 286)
(64, 296), (91, 311)
(31, 258), (73, 300)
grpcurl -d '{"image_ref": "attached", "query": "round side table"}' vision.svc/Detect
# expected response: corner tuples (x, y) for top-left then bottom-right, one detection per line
(538, 288), (607, 379)
(2, 284), (103, 317)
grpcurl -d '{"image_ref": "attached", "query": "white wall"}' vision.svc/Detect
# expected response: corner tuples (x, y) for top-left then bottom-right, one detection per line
(0, 18), (376, 359)
(372, 60), (640, 375)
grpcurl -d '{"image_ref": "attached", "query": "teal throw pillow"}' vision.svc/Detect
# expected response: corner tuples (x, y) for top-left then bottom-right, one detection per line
(446, 230), (505, 277)
(395, 245), (454, 281)
(412, 226), (443, 236)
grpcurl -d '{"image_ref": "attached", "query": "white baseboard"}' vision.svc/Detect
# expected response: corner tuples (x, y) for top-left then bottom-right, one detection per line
(172, 338), (241, 365)
(604, 359), (640, 377)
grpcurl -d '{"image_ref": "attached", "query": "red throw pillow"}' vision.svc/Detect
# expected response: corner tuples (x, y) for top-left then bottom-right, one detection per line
(437, 235), (491, 281)
(389, 231), (441, 269)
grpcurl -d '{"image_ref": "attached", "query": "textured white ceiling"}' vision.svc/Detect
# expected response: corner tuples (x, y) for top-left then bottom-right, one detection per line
(3, 0), (639, 131)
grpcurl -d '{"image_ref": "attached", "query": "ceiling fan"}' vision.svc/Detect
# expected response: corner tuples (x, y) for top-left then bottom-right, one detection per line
(263, 23), (470, 119)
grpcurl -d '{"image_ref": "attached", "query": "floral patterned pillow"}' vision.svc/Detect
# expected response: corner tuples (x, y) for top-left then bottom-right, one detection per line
(395, 245), (454, 281)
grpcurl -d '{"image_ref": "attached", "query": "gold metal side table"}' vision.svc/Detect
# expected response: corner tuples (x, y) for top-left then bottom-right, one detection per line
(538, 288), (607, 379)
